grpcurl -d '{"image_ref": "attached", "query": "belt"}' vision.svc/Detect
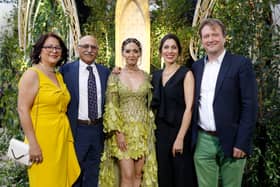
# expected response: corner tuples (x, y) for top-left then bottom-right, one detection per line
(199, 126), (217, 136)
(77, 118), (103, 125)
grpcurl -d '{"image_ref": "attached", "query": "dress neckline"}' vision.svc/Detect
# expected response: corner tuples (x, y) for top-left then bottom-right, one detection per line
(32, 67), (61, 89)
(161, 66), (181, 87)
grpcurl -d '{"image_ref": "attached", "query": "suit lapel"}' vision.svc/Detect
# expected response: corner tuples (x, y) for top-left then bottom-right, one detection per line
(213, 52), (231, 102)
(95, 64), (106, 106)
(195, 60), (205, 100)
(72, 61), (80, 102)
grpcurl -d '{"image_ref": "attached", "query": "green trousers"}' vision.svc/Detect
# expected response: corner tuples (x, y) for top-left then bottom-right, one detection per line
(194, 131), (246, 187)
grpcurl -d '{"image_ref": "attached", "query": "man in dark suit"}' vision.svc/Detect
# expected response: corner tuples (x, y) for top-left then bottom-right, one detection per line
(60, 35), (110, 187)
(191, 18), (258, 187)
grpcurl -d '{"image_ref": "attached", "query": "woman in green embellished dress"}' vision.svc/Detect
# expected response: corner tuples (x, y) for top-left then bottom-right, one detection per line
(99, 38), (158, 187)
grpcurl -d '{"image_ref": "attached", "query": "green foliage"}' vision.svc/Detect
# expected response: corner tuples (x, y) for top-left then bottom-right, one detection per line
(26, 0), (69, 60)
(31, 0), (69, 41)
(150, 0), (195, 69)
(0, 8), (28, 186)
(0, 0), (279, 186)
(0, 32), (25, 147)
(0, 161), (28, 186)
(0, 129), (28, 186)
(82, 0), (116, 67)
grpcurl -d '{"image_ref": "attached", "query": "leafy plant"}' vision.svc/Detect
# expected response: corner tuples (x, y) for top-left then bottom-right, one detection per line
(26, 0), (70, 59)
(82, 0), (116, 67)
(150, 0), (195, 69)
(0, 0), (279, 186)
(0, 7), (28, 186)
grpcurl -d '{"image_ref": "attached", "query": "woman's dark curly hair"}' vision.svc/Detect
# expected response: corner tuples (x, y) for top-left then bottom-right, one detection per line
(30, 32), (68, 66)
(159, 33), (182, 55)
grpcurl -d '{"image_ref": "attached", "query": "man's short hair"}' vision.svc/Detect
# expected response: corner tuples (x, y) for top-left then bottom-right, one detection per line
(199, 18), (226, 38)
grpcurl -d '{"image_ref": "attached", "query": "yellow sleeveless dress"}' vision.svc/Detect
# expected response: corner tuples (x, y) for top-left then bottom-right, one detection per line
(24, 67), (80, 187)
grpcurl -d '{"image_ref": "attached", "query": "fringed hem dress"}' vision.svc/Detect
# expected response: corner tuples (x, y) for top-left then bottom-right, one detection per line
(99, 72), (158, 187)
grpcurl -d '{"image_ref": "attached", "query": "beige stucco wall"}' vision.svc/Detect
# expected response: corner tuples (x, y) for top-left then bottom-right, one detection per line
(115, 0), (150, 72)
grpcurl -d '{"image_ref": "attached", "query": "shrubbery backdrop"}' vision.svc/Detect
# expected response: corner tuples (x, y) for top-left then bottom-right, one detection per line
(0, 0), (279, 186)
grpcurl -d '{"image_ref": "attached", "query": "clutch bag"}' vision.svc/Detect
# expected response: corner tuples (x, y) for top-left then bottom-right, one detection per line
(7, 138), (32, 166)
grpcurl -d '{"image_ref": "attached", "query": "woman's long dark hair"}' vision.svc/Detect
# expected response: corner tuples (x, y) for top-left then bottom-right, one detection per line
(30, 32), (68, 66)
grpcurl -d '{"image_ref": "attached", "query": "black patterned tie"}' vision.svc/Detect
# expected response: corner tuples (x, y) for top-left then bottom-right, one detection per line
(87, 66), (98, 120)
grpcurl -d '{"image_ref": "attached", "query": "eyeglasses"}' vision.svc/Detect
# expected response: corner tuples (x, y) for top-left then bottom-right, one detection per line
(78, 44), (99, 51)
(42, 45), (62, 52)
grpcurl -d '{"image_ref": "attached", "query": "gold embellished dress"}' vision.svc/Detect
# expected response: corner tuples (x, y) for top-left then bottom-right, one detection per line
(24, 68), (80, 187)
(99, 73), (158, 187)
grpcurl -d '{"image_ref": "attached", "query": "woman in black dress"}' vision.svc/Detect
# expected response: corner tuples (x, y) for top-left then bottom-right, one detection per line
(151, 33), (197, 187)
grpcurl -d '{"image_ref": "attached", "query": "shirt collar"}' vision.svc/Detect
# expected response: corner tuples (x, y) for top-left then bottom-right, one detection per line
(79, 60), (97, 70)
(204, 49), (226, 65)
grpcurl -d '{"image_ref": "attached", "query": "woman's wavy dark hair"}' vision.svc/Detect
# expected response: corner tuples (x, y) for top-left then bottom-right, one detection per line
(30, 32), (68, 66)
(159, 33), (182, 55)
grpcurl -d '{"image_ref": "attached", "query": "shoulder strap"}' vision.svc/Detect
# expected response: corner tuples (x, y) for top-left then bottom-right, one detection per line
(29, 67), (40, 73)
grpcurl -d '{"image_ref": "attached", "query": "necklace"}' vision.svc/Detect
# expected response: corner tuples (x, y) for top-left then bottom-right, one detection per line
(163, 65), (179, 77)
(39, 63), (55, 73)
(123, 66), (140, 73)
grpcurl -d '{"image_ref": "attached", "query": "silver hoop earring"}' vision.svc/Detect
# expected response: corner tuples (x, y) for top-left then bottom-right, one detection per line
(122, 56), (126, 67)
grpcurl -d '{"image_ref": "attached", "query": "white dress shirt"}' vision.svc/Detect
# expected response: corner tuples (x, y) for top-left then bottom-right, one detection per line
(78, 60), (102, 120)
(198, 50), (226, 131)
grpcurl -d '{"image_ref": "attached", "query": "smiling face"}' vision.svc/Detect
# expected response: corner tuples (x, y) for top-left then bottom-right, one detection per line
(77, 35), (99, 65)
(122, 42), (141, 67)
(200, 24), (226, 58)
(160, 39), (179, 65)
(40, 36), (62, 66)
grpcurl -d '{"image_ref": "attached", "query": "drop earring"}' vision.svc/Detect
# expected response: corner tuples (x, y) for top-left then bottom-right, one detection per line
(122, 56), (126, 68)
(137, 57), (142, 67)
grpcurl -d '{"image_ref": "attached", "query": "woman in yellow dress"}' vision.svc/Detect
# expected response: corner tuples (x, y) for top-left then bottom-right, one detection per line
(99, 38), (158, 187)
(17, 33), (80, 187)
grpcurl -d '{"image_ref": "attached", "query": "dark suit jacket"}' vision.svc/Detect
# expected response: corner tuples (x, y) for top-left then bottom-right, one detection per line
(60, 60), (110, 139)
(191, 51), (258, 157)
